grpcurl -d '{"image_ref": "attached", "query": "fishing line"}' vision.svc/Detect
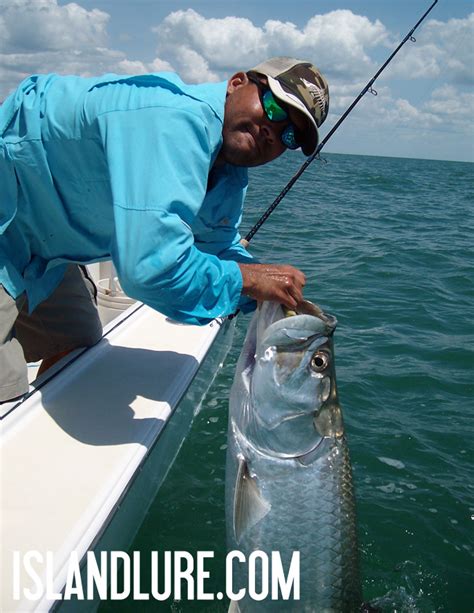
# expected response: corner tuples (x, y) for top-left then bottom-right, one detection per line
(244, 0), (439, 244)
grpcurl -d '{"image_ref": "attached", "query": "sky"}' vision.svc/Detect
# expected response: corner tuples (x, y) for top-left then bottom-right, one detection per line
(0, 0), (473, 162)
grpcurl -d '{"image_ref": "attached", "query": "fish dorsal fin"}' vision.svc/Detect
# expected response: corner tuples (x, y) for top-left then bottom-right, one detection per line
(228, 599), (241, 613)
(233, 458), (271, 544)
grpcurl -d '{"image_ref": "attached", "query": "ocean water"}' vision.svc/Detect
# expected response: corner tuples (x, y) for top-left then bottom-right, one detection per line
(101, 152), (473, 612)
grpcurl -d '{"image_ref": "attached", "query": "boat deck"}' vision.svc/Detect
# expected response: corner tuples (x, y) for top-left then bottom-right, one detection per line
(1, 300), (233, 611)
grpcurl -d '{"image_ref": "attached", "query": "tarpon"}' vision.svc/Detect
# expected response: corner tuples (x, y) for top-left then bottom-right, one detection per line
(225, 300), (361, 612)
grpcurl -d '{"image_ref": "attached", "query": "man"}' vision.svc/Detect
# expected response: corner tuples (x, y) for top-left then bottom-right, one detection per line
(0, 57), (329, 402)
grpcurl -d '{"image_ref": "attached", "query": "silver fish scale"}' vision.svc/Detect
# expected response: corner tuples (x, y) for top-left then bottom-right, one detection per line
(226, 302), (362, 612)
(228, 435), (361, 612)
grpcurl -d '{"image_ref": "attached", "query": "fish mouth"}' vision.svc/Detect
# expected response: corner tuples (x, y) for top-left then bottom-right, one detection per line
(295, 300), (337, 328)
(261, 300), (337, 349)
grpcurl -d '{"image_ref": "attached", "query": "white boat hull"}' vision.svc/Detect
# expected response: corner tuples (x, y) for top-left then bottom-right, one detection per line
(1, 300), (235, 611)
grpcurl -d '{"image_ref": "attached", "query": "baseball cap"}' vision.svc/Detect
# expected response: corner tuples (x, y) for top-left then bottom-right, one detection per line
(248, 57), (329, 155)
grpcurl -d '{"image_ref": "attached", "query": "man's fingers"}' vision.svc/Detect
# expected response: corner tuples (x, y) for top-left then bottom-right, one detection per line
(283, 292), (298, 310)
(268, 268), (306, 289)
(238, 262), (307, 306)
(271, 276), (304, 309)
(286, 283), (303, 308)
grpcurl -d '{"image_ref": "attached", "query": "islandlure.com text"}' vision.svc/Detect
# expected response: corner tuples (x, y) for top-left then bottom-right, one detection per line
(12, 550), (300, 602)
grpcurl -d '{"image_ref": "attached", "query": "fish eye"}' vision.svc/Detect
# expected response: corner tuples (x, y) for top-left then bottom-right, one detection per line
(310, 351), (329, 373)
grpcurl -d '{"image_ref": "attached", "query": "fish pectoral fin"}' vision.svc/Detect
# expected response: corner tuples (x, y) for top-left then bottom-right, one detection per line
(233, 458), (271, 544)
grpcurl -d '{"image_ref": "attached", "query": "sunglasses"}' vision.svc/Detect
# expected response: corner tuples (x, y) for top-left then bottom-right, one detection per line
(249, 76), (300, 150)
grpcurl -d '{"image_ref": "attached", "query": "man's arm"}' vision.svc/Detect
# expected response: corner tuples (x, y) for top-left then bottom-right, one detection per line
(99, 104), (305, 323)
(99, 104), (246, 324)
(192, 164), (253, 264)
(193, 166), (306, 311)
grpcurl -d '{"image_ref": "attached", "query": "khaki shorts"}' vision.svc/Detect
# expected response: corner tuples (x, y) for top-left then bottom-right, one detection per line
(0, 265), (103, 402)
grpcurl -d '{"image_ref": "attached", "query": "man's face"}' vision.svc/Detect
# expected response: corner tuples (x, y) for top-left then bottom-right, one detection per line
(218, 72), (307, 167)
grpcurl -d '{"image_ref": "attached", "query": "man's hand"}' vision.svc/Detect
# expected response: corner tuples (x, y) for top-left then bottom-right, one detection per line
(238, 263), (306, 310)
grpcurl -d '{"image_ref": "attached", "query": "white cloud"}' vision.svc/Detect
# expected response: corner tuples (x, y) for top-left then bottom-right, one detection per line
(116, 59), (148, 75)
(148, 8), (473, 139)
(170, 46), (219, 83)
(295, 10), (388, 77)
(326, 82), (474, 138)
(153, 10), (266, 76)
(387, 97), (442, 129)
(0, 0), (128, 98)
(0, 2), (471, 148)
(385, 14), (474, 85)
(0, 0), (109, 53)
(148, 57), (174, 73)
(150, 9), (473, 94)
(151, 9), (389, 83)
(424, 14), (474, 85)
(423, 85), (474, 129)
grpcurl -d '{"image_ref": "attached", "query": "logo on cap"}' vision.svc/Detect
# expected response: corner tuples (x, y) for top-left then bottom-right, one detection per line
(301, 77), (327, 115)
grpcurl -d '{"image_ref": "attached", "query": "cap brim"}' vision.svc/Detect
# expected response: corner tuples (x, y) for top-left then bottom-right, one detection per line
(267, 76), (319, 155)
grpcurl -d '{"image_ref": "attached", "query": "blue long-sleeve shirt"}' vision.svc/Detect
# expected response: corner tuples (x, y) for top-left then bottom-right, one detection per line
(0, 72), (253, 324)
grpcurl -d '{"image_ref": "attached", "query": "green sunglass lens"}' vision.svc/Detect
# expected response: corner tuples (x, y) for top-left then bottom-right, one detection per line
(259, 87), (299, 150)
(262, 90), (288, 122)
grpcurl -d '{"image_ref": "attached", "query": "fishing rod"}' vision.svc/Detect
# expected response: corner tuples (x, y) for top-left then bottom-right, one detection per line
(244, 0), (439, 244)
